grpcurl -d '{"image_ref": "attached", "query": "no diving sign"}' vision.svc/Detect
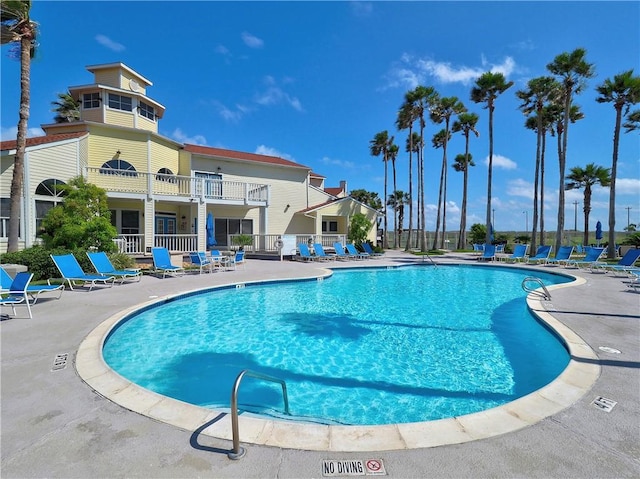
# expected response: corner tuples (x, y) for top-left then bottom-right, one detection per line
(322, 459), (386, 476)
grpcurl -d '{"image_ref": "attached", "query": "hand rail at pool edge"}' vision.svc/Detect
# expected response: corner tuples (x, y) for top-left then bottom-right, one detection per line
(522, 276), (551, 300)
(228, 369), (290, 460)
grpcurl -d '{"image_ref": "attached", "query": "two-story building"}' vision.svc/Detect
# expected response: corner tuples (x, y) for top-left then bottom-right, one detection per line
(0, 62), (380, 255)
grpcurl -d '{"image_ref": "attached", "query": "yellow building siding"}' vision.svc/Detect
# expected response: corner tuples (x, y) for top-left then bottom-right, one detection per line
(82, 108), (103, 123)
(88, 128), (148, 170)
(137, 115), (157, 134)
(149, 140), (180, 174)
(0, 155), (14, 196)
(105, 109), (135, 129)
(93, 68), (120, 87)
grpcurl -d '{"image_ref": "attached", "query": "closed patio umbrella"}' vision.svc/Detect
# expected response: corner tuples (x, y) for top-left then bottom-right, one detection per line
(206, 212), (216, 248)
(595, 221), (602, 246)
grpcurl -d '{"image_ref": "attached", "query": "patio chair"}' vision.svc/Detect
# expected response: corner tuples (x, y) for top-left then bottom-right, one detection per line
(208, 250), (228, 270)
(590, 248), (640, 276)
(313, 243), (336, 261)
(87, 251), (142, 283)
(1, 266), (64, 304)
(331, 242), (353, 261)
(472, 243), (484, 255)
(226, 250), (246, 270)
(564, 246), (605, 269)
(544, 245), (574, 267)
(478, 244), (496, 261)
(187, 252), (214, 274)
(525, 245), (553, 264)
(296, 243), (318, 262)
(346, 243), (370, 260)
(51, 254), (116, 290)
(502, 244), (529, 263)
(151, 247), (185, 278)
(361, 242), (383, 258)
(0, 272), (34, 319)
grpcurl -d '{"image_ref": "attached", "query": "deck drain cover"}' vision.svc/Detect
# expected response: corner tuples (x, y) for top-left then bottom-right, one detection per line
(592, 396), (617, 412)
(598, 346), (621, 354)
(52, 353), (69, 371)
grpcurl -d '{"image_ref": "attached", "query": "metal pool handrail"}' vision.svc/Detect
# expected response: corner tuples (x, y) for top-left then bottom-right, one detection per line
(228, 369), (290, 460)
(522, 276), (551, 300)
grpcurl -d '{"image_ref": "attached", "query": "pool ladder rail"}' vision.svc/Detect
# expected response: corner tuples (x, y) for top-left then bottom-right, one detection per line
(228, 369), (290, 460)
(522, 276), (551, 300)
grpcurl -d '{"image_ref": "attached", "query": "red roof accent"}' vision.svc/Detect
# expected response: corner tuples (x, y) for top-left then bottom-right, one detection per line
(183, 144), (309, 169)
(1, 132), (87, 151)
(324, 187), (343, 197)
(309, 171), (325, 178)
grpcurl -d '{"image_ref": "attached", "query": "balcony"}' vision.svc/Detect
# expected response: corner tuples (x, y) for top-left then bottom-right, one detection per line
(85, 167), (269, 205)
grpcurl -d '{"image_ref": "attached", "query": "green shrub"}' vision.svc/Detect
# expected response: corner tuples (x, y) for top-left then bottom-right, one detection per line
(1, 245), (69, 281)
(108, 251), (136, 270)
(620, 232), (640, 247)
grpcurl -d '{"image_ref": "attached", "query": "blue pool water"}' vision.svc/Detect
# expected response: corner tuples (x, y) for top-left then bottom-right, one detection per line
(103, 265), (572, 425)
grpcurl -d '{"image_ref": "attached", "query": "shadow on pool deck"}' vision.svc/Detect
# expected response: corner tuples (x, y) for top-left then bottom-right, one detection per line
(1, 251), (639, 478)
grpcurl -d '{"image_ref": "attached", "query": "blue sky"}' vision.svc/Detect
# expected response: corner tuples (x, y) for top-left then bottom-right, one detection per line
(2, 1), (639, 234)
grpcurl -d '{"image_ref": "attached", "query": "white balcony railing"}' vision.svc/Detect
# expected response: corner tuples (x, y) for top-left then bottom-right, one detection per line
(84, 168), (269, 203)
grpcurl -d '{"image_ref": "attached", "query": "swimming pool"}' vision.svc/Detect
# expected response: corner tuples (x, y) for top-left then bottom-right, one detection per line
(103, 265), (572, 426)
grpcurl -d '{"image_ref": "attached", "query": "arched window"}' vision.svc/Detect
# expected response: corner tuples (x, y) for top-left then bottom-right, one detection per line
(99, 159), (138, 177)
(35, 179), (67, 235)
(156, 167), (177, 183)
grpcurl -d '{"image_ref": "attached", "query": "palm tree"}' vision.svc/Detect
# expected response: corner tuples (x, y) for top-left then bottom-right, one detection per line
(370, 131), (394, 249)
(547, 48), (595, 254)
(388, 143), (399, 248)
(406, 86), (439, 251)
(595, 69), (640, 258)
(516, 76), (560, 253)
(1, 0), (37, 252)
(396, 97), (420, 252)
(452, 112), (479, 249)
(52, 91), (80, 123)
(565, 164), (611, 247)
(623, 109), (640, 132)
(430, 96), (466, 249)
(470, 72), (514, 245)
(387, 190), (409, 245)
(430, 128), (450, 250)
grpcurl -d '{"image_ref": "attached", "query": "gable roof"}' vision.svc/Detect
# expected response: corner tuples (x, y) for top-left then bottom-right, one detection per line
(324, 187), (343, 197)
(183, 144), (310, 170)
(297, 196), (383, 215)
(1, 132), (88, 152)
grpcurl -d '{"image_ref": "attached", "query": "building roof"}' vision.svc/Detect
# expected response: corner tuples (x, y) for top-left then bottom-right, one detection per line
(0, 132), (88, 152)
(324, 187), (343, 197)
(298, 196), (383, 215)
(183, 144), (310, 170)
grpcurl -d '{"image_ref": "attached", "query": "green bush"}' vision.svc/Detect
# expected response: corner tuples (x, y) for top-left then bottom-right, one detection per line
(0, 246), (107, 281)
(620, 232), (640, 247)
(108, 251), (136, 270)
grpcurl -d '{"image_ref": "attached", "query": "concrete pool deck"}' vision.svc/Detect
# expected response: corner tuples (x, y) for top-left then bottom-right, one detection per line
(1, 251), (639, 478)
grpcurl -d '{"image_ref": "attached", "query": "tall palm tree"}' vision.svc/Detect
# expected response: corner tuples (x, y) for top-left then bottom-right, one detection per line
(406, 85), (439, 251)
(470, 72), (514, 245)
(52, 91), (80, 123)
(387, 190), (409, 245)
(595, 69), (640, 258)
(623, 109), (640, 132)
(1, 0), (37, 252)
(388, 143), (399, 248)
(430, 96), (466, 249)
(396, 97), (420, 252)
(370, 131), (394, 249)
(565, 163), (612, 247)
(430, 128), (450, 250)
(547, 48), (595, 254)
(452, 112), (479, 249)
(516, 76), (560, 252)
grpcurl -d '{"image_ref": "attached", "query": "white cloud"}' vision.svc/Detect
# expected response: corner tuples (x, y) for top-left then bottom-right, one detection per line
(255, 145), (293, 160)
(616, 177), (640, 195)
(254, 76), (303, 112)
(215, 44), (230, 56)
(506, 178), (534, 200)
(95, 34), (125, 52)
(384, 55), (517, 90)
(483, 153), (517, 170)
(321, 156), (355, 169)
(241, 31), (264, 49)
(170, 128), (207, 145)
(1, 126), (45, 141)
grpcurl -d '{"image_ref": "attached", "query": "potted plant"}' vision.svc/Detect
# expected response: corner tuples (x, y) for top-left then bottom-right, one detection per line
(232, 234), (254, 251)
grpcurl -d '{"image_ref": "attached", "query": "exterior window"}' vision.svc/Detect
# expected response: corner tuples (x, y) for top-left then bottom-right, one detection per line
(100, 159), (138, 177)
(139, 101), (155, 120)
(156, 168), (176, 183)
(108, 93), (132, 112)
(195, 171), (222, 198)
(121, 210), (140, 234)
(83, 92), (100, 109)
(213, 218), (253, 246)
(34, 178), (66, 235)
(0, 198), (11, 238)
(35, 178), (66, 196)
(322, 220), (338, 233)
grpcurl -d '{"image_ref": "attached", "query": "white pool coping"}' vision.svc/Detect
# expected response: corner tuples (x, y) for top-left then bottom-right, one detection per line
(75, 270), (599, 452)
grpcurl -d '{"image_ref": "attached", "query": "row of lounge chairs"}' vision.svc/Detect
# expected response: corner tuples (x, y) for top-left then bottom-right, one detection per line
(295, 242), (382, 262)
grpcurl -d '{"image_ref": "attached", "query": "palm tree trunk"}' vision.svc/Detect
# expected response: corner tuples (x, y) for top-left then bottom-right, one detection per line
(608, 106), (622, 258)
(405, 128), (414, 251)
(432, 160), (444, 250)
(531, 127), (541, 254)
(486, 106), (494, 245)
(392, 159), (397, 248)
(457, 133), (470, 249)
(583, 188), (591, 247)
(383, 154), (389, 249)
(540, 133), (547, 246)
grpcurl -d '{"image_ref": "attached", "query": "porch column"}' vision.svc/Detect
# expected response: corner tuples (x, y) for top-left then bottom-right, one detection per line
(144, 198), (155, 254)
(197, 201), (207, 252)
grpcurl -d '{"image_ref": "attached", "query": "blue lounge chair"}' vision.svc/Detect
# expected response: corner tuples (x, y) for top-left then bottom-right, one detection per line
(564, 246), (605, 269)
(590, 248), (640, 276)
(346, 243), (370, 260)
(296, 243), (318, 262)
(361, 243), (383, 257)
(1, 266), (64, 303)
(478, 244), (496, 261)
(87, 251), (142, 283)
(187, 252), (214, 274)
(544, 245), (574, 266)
(313, 243), (336, 261)
(334, 242), (361, 260)
(226, 250), (245, 270)
(151, 247), (185, 278)
(472, 243), (484, 255)
(502, 244), (529, 263)
(51, 254), (116, 290)
(526, 245), (552, 264)
(0, 272), (34, 319)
